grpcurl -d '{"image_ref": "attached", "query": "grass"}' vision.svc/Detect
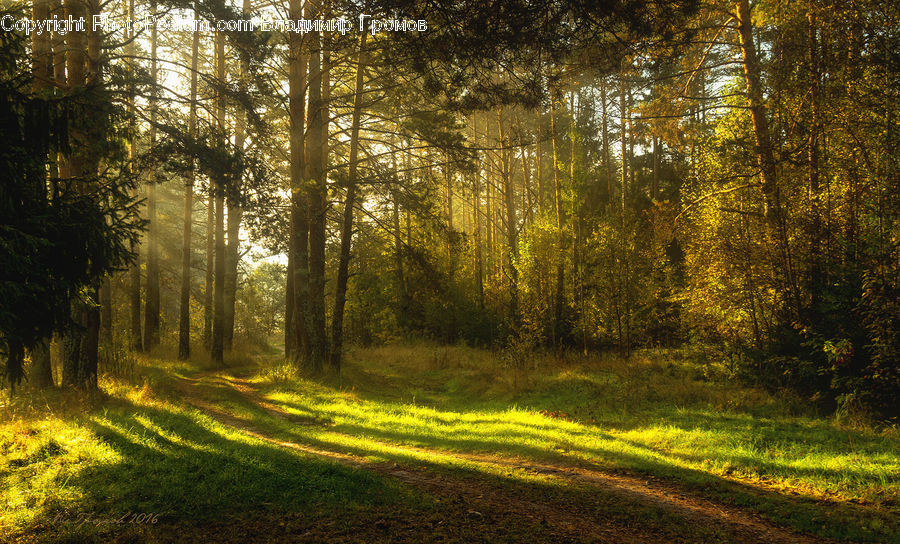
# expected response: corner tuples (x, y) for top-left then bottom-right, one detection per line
(250, 343), (900, 541)
(1, 341), (898, 542)
(0, 375), (417, 543)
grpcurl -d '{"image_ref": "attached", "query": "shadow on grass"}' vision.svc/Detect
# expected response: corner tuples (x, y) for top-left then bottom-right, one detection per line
(249, 378), (899, 543)
(8, 397), (414, 544)
(7, 390), (733, 544)
(13, 360), (897, 544)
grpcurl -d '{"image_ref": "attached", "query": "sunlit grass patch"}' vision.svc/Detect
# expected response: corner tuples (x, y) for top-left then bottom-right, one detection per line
(0, 416), (121, 534)
(1, 368), (422, 543)
(4, 345), (899, 543)
(248, 344), (900, 542)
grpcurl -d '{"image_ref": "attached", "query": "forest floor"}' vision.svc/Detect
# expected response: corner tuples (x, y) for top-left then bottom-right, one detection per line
(1, 343), (898, 543)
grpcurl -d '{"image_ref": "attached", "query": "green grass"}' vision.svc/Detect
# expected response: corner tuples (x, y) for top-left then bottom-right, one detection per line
(246, 343), (900, 542)
(1, 343), (898, 542)
(0, 377), (417, 543)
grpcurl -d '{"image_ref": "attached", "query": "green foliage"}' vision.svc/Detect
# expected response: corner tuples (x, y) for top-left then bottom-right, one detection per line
(0, 17), (140, 393)
(234, 261), (285, 344)
(675, 1), (900, 420)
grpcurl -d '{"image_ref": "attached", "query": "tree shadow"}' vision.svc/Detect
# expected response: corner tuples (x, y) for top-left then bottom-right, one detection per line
(253, 381), (899, 543)
(19, 399), (412, 543)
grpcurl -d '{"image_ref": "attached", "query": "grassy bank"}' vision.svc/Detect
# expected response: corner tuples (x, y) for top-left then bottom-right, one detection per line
(253, 343), (900, 541)
(1, 343), (898, 542)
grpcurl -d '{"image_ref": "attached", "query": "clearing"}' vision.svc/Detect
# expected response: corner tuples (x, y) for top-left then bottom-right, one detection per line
(2, 344), (898, 543)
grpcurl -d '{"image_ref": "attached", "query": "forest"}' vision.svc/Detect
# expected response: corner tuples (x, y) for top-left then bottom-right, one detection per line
(1, 0), (898, 542)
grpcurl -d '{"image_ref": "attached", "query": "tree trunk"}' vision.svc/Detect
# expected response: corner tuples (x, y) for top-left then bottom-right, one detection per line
(628, 88), (635, 192)
(51, 0), (65, 89)
(203, 184), (214, 350)
(32, 0), (51, 92)
(61, 0), (100, 390)
(550, 97), (565, 344)
(223, 0), (252, 353)
(224, 203), (241, 351)
(601, 77), (613, 206)
(472, 116), (484, 309)
(82, 0), (103, 386)
(285, 244), (295, 354)
(807, 1), (822, 300)
(179, 17), (200, 360)
(619, 74), (628, 227)
(392, 185), (407, 317)
(485, 148), (494, 275)
(735, 0), (801, 321)
(144, 1), (160, 351)
(286, 0), (309, 362)
(330, 29), (368, 372)
(536, 113), (543, 213)
(210, 29), (227, 367)
(652, 134), (660, 201)
(29, 339), (54, 388)
(498, 108), (519, 325)
(304, 2), (328, 373)
(125, 0), (141, 352)
(446, 153), (454, 260)
(100, 278), (113, 347)
(30, 0), (55, 389)
(515, 113), (532, 225)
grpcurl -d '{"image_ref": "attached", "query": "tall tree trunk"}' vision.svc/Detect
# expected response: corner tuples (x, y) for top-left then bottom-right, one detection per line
(210, 29), (227, 367)
(287, 0), (310, 364)
(83, 0), (104, 385)
(304, 1), (328, 373)
(618, 71), (632, 353)
(395, 136), (410, 320)
(807, 1), (822, 301)
(651, 134), (660, 201)
(124, 0), (141, 352)
(549, 96), (565, 344)
(50, 0), (64, 90)
(497, 108), (519, 325)
(61, 0), (102, 389)
(392, 184), (407, 317)
(223, 0), (252, 353)
(446, 153), (454, 259)
(32, 0), (51, 92)
(735, 0), (801, 321)
(179, 17), (200, 360)
(144, 1), (160, 351)
(472, 116), (484, 309)
(330, 30), (368, 372)
(619, 74), (628, 227)
(601, 77), (613, 207)
(285, 246), (295, 354)
(29, 0), (55, 388)
(101, 278), (113, 347)
(628, 88), (635, 192)
(60, 0), (85, 388)
(224, 206), (241, 353)
(515, 113), (532, 225)
(29, 339), (54, 388)
(536, 113), (543, 214)
(485, 143), (494, 275)
(203, 182), (214, 350)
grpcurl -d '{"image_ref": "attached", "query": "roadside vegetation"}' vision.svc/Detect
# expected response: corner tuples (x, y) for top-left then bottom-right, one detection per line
(2, 343), (897, 543)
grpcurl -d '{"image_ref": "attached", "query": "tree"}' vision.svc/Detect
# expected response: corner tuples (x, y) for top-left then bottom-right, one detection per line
(1, 3), (140, 394)
(331, 28), (369, 371)
(178, 4), (201, 360)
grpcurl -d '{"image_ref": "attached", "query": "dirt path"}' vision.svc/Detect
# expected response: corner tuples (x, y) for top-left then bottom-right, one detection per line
(170, 373), (828, 544)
